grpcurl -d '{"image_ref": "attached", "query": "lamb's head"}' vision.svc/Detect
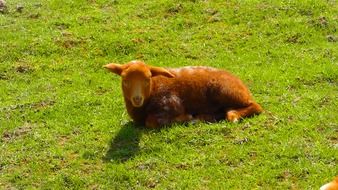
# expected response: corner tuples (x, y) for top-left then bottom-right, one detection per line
(104, 60), (174, 107)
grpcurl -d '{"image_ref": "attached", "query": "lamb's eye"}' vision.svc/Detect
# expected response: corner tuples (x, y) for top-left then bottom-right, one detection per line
(144, 80), (150, 87)
(123, 81), (129, 87)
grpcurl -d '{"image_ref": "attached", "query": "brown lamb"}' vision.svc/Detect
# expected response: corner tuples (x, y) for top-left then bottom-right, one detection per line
(104, 60), (263, 128)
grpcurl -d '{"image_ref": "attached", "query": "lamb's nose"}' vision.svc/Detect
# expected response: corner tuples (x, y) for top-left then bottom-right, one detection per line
(132, 96), (143, 105)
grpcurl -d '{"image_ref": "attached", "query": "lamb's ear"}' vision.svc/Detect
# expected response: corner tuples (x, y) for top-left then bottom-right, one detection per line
(150, 66), (175, 78)
(103, 63), (128, 76)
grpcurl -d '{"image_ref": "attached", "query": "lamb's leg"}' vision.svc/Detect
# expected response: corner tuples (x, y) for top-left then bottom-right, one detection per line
(174, 114), (193, 122)
(194, 114), (218, 122)
(145, 114), (167, 128)
(226, 102), (263, 122)
(145, 114), (193, 128)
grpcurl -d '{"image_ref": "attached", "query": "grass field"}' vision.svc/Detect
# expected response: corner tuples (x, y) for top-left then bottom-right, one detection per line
(1, 0), (337, 189)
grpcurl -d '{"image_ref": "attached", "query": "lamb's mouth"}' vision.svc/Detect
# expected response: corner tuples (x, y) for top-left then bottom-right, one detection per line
(131, 97), (144, 107)
(132, 102), (143, 107)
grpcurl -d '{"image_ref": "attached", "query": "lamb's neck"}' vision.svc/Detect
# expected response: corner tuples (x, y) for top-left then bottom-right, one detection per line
(124, 99), (147, 124)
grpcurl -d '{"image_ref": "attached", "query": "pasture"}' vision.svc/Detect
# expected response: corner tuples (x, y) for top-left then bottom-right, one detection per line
(0, 0), (337, 189)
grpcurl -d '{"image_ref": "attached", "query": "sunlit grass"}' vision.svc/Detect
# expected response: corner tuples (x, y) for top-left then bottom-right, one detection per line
(1, 0), (337, 189)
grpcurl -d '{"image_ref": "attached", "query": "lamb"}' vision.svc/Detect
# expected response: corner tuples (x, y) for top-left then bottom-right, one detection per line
(104, 60), (263, 128)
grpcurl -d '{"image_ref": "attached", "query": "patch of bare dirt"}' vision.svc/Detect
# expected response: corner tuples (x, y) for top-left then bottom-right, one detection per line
(2, 123), (35, 142)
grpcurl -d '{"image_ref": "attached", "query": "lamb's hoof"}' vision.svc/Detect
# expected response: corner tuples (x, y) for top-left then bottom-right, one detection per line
(190, 119), (199, 125)
(145, 115), (160, 128)
(226, 111), (240, 123)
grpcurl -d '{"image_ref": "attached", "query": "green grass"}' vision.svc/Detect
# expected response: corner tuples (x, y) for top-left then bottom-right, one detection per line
(1, 0), (337, 189)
